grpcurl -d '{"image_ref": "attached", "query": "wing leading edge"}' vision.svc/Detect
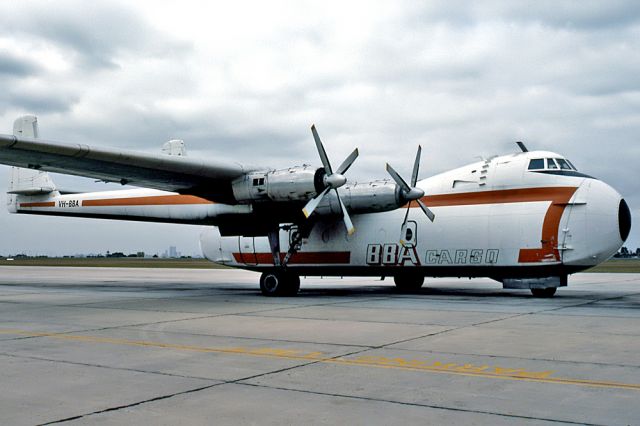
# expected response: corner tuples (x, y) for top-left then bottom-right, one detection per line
(0, 134), (257, 203)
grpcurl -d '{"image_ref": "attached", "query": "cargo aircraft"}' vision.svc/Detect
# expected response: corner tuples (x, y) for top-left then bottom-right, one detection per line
(0, 116), (631, 297)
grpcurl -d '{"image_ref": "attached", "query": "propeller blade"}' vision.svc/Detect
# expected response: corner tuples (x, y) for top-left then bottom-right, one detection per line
(311, 125), (332, 175)
(417, 199), (436, 222)
(411, 145), (422, 187)
(336, 148), (359, 175)
(402, 201), (412, 228)
(385, 163), (411, 192)
(302, 186), (330, 218)
(335, 189), (355, 235)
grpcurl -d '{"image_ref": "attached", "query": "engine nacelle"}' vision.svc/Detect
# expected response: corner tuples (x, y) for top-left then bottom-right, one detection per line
(232, 167), (405, 215)
(232, 166), (323, 203)
(315, 180), (402, 215)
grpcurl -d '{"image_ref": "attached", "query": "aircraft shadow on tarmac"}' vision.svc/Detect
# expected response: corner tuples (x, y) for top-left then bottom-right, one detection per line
(210, 285), (570, 299)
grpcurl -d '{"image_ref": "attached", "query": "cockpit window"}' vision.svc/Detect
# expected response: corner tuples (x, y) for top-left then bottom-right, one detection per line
(556, 158), (572, 170)
(528, 158), (544, 170)
(528, 157), (578, 172)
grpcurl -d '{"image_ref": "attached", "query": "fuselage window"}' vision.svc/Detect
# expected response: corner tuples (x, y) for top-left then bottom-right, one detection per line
(556, 158), (572, 170)
(546, 158), (558, 169)
(528, 158), (544, 170)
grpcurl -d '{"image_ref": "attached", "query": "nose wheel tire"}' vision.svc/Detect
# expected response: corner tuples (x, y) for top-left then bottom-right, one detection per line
(393, 274), (425, 292)
(260, 271), (300, 297)
(530, 287), (557, 298)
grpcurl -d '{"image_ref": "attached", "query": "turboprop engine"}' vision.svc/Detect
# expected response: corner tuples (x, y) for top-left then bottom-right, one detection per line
(232, 125), (360, 234)
(231, 165), (321, 203)
(231, 126), (437, 237)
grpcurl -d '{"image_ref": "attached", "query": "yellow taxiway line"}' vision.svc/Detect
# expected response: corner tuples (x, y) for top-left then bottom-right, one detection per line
(1, 328), (639, 391)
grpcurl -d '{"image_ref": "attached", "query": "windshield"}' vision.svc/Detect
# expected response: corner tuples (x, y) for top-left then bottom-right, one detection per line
(528, 157), (578, 171)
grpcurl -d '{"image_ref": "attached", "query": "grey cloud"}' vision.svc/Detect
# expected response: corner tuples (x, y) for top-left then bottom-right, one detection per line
(409, 1), (640, 30)
(1, 90), (77, 115)
(483, 1), (640, 30)
(0, 2), (191, 71)
(0, 51), (41, 77)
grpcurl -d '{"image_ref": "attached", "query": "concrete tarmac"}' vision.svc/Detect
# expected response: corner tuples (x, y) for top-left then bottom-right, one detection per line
(0, 266), (639, 425)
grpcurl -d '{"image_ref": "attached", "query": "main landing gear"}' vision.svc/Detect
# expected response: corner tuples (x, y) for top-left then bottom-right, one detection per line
(260, 224), (309, 296)
(393, 274), (425, 292)
(259, 271), (300, 296)
(530, 287), (557, 298)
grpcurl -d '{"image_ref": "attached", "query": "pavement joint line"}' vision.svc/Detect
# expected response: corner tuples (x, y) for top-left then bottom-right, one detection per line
(0, 351), (218, 382)
(0, 311), (239, 343)
(235, 382), (604, 426)
(233, 312), (477, 327)
(116, 326), (374, 348)
(38, 382), (225, 425)
(0, 293), (395, 315)
(2, 327), (640, 392)
(546, 291), (640, 312)
(33, 339), (369, 425)
(92, 295), (395, 313)
(451, 292), (640, 334)
(368, 312), (532, 348)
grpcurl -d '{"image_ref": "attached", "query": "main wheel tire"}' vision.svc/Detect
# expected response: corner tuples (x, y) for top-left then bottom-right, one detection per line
(260, 271), (300, 297)
(393, 274), (425, 292)
(531, 287), (557, 298)
(282, 274), (300, 296)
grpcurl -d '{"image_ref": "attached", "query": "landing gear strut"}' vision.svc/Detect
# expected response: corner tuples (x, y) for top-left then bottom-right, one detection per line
(261, 224), (310, 296)
(260, 271), (300, 296)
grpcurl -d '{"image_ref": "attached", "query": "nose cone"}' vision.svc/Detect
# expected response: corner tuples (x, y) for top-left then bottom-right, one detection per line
(563, 180), (629, 266)
(618, 198), (632, 242)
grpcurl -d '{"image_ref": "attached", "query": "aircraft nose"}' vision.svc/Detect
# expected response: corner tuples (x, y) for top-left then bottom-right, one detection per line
(563, 180), (629, 266)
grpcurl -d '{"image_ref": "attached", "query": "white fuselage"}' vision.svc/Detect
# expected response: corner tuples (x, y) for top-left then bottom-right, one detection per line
(12, 150), (626, 280)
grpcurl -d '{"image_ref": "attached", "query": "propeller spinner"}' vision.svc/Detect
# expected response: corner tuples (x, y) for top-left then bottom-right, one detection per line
(385, 145), (435, 244)
(302, 125), (359, 235)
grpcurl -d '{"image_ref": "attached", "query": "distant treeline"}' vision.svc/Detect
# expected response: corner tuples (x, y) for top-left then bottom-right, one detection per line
(613, 247), (640, 258)
(0, 253), (195, 259)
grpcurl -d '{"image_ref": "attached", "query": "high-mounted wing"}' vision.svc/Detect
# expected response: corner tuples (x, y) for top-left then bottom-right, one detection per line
(0, 134), (256, 203)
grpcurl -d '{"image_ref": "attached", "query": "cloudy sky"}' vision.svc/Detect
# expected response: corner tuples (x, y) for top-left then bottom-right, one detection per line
(0, 0), (639, 256)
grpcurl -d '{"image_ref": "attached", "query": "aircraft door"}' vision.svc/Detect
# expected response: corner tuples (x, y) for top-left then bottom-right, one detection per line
(558, 180), (588, 263)
(237, 236), (258, 265)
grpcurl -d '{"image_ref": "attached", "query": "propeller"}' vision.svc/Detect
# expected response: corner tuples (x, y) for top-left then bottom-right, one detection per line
(386, 145), (435, 244)
(302, 125), (359, 235)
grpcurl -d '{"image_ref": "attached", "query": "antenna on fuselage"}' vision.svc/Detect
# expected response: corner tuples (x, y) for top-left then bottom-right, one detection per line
(516, 141), (529, 152)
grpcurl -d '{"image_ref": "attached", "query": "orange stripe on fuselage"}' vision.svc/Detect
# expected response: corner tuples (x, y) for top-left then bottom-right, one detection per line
(82, 195), (214, 207)
(415, 186), (579, 263)
(233, 251), (351, 265)
(420, 187), (577, 207)
(19, 201), (55, 208)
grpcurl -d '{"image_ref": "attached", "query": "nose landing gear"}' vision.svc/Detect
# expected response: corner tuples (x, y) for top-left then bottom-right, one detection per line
(260, 271), (300, 296)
